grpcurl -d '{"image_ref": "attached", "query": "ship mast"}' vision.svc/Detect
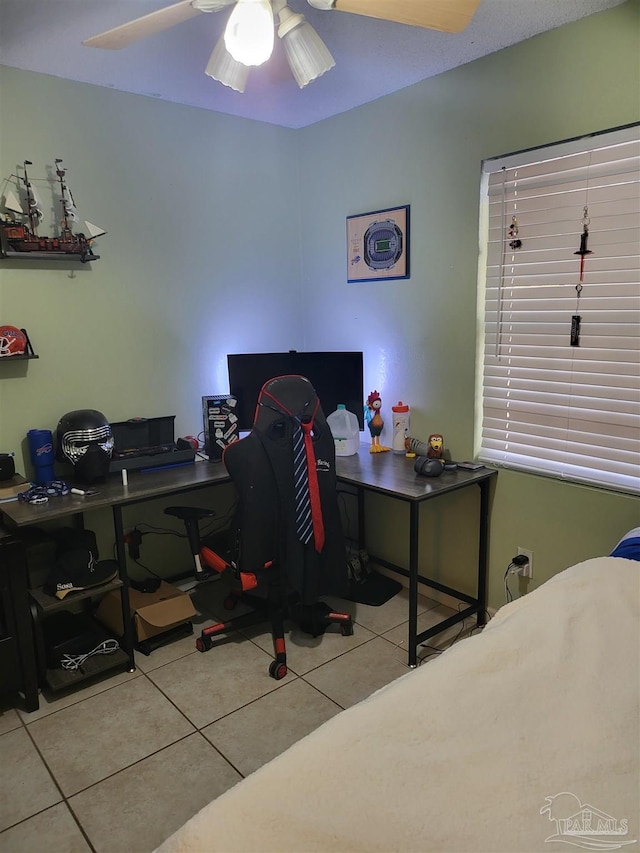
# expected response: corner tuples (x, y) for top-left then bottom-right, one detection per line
(22, 160), (40, 235)
(55, 158), (75, 239)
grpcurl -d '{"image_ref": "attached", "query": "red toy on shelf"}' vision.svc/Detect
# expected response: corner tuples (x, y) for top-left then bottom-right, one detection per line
(364, 390), (390, 454)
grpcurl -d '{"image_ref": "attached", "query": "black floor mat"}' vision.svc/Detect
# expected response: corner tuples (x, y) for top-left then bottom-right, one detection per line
(346, 571), (403, 606)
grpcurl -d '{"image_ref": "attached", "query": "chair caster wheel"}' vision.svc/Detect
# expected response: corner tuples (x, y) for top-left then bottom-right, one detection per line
(196, 636), (212, 652)
(223, 595), (238, 611)
(341, 621), (354, 636)
(269, 660), (287, 680)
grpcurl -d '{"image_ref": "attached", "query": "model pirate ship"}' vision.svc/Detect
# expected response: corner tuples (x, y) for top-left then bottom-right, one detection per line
(1, 160), (105, 262)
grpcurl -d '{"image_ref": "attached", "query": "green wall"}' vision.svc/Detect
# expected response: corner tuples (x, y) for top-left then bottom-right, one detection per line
(0, 69), (302, 439)
(0, 68), (303, 579)
(1, 1), (638, 607)
(296, 0), (640, 606)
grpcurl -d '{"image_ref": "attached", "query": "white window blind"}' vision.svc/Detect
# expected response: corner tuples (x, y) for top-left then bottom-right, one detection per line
(477, 125), (640, 495)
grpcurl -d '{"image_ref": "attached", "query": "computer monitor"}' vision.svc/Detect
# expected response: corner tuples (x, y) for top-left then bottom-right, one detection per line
(227, 351), (365, 431)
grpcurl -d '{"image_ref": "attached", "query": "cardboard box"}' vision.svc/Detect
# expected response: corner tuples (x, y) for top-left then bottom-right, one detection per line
(96, 581), (196, 642)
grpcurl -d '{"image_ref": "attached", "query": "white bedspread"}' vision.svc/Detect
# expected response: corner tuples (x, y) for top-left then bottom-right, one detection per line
(157, 557), (639, 853)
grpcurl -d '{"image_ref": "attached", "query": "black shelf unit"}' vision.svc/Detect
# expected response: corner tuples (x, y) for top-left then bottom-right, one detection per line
(0, 531), (39, 711)
(29, 579), (130, 694)
(29, 579), (124, 614)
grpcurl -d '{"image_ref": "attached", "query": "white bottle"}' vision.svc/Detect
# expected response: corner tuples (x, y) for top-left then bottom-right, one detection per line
(326, 404), (359, 457)
(392, 401), (410, 454)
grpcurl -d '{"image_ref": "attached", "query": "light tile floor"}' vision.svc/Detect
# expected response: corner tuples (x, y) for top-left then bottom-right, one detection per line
(0, 574), (478, 853)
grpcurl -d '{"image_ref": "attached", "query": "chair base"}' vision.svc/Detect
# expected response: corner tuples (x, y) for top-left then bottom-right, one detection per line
(195, 593), (353, 680)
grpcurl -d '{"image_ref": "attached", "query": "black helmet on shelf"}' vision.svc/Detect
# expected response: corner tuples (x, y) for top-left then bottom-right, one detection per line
(56, 409), (113, 484)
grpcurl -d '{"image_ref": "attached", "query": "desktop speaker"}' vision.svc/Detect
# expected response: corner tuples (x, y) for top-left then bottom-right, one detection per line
(0, 454), (15, 481)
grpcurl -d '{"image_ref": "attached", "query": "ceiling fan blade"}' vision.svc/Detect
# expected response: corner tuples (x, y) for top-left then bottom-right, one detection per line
(83, 1), (203, 49)
(332, 0), (480, 33)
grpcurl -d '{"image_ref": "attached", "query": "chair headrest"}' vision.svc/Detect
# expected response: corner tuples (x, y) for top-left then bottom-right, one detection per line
(254, 375), (322, 432)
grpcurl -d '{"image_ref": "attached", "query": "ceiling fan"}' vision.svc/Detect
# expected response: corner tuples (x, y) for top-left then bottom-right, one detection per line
(84, 0), (480, 93)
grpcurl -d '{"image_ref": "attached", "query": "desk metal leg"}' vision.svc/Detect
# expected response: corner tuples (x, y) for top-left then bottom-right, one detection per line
(356, 486), (365, 546)
(477, 479), (490, 628)
(11, 546), (40, 712)
(408, 501), (419, 668)
(112, 506), (136, 672)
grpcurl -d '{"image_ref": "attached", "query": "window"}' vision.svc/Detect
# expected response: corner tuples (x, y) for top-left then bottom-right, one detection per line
(476, 125), (640, 495)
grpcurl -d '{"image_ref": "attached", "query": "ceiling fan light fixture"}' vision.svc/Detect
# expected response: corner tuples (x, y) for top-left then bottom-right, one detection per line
(277, 5), (335, 88)
(194, 0), (236, 10)
(205, 33), (251, 92)
(224, 0), (274, 67)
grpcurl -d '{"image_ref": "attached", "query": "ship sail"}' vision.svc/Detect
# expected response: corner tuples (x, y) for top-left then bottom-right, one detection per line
(84, 221), (107, 239)
(2, 190), (24, 215)
(27, 185), (44, 222)
(63, 198), (80, 223)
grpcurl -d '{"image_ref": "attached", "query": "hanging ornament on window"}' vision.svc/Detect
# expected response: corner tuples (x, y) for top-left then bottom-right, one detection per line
(570, 205), (593, 347)
(574, 205), (593, 282)
(508, 215), (522, 250)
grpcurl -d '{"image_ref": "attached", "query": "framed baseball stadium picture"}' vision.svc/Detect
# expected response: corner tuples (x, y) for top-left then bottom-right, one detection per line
(346, 205), (410, 283)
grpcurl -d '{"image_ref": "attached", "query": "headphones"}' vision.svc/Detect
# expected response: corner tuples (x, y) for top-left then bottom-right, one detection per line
(130, 577), (162, 593)
(414, 456), (444, 478)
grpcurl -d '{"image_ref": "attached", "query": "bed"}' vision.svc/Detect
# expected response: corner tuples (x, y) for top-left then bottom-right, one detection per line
(156, 555), (639, 853)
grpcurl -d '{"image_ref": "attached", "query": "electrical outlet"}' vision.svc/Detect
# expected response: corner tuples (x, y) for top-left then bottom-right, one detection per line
(517, 547), (533, 578)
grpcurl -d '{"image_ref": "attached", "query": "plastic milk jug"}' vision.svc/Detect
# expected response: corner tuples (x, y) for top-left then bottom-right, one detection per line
(392, 402), (410, 454)
(326, 404), (359, 457)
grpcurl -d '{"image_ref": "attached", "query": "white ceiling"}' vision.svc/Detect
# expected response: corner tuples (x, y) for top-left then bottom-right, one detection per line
(0, 0), (627, 129)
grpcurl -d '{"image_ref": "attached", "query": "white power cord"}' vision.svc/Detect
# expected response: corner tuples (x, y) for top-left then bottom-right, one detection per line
(60, 639), (120, 671)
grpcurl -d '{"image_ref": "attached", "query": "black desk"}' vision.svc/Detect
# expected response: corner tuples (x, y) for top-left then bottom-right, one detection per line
(335, 449), (497, 666)
(1, 452), (495, 707)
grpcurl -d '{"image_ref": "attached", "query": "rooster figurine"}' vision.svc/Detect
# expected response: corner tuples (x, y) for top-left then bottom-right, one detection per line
(365, 390), (390, 453)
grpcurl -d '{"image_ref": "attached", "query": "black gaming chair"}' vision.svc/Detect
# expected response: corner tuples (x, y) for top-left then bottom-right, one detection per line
(165, 375), (353, 679)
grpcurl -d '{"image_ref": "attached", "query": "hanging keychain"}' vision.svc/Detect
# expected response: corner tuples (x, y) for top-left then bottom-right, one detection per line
(571, 205), (592, 346)
(508, 215), (522, 250)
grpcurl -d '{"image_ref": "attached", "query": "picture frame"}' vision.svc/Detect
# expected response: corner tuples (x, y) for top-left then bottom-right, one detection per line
(346, 204), (410, 283)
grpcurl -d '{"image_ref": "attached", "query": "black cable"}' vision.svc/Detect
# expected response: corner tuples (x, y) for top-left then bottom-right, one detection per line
(504, 562), (516, 603)
(199, 500), (238, 539)
(131, 557), (164, 580)
(336, 490), (355, 543)
(418, 602), (481, 662)
(135, 523), (185, 537)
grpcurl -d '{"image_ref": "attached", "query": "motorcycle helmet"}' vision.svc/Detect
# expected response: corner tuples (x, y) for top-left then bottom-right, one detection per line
(56, 409), (113, 484)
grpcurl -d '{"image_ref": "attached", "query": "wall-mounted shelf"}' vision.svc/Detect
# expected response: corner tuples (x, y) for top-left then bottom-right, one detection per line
(0, 354), (38, 362)
(1, 249), (99, 263)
